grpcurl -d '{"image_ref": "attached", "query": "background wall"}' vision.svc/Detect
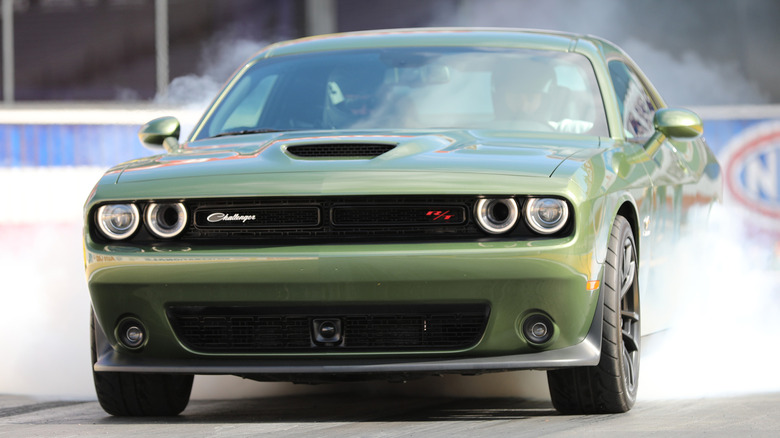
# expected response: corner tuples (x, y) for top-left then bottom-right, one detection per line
(2, 0), (780, 106)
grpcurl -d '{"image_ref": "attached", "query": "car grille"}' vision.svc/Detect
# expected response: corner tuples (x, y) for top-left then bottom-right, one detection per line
(167, 304), (489, 353)
(285, 143), (395, 158)
(183, 196), (491, 244)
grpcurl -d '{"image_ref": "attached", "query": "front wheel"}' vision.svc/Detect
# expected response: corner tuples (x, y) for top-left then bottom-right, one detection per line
(91, 310), (193, 416)
(547, 215), (641, 414)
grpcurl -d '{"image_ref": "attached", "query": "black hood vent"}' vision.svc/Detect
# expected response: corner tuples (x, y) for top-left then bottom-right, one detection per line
(286, 143), (396, 159)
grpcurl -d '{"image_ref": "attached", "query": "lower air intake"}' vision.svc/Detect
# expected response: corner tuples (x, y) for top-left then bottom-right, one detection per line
(167, 304), (489, 353)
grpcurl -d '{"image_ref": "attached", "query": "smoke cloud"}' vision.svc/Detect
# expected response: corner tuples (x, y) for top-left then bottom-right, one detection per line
(154, 31), (270, 141)
(621, 39), (768, 106)
(157, 32), (269, 109)
(639, 206), (780, 399)
(428, 0), (769, 106)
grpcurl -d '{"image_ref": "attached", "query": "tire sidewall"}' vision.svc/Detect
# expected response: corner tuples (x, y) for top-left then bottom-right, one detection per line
(604, 215), (640, 408)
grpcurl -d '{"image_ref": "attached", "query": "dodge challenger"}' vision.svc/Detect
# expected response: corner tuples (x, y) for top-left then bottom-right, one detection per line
(84, 28), (721, 416)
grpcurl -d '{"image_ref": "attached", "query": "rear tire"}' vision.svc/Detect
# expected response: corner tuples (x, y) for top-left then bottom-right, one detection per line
(547, 215), (641, 414)
(91, 310), (193, 416)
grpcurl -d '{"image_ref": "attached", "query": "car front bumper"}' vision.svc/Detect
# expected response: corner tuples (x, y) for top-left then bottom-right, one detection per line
(87, 238), (604, 376)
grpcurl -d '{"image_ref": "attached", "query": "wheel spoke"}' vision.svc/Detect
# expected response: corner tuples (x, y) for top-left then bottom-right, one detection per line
(623, 345), (636, 389)
(621, 310), (639, 323)
(623, 244), (632, 276)
(622, 324), (640, 353)
(620, 262), (635, 297)
(620, 238), (636, 298)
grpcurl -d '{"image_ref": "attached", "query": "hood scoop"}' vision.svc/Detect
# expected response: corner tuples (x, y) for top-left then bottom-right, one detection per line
(285, 143), (396, 159)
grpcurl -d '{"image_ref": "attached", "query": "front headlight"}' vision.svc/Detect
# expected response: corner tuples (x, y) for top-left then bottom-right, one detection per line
(145, 202), (188, 238)
(475, 198), (519, 234)
(96, 204), (140, 240)
(524, 198), (569, 234)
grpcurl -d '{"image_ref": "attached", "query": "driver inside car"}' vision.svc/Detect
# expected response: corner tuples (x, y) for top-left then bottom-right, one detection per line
(492, 59), (593, 134)
(324, 65), (385, 128)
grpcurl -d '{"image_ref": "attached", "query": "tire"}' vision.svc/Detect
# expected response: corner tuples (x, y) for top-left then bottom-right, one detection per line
(547, 215), (641, 414)
(91, 310), (193, 416)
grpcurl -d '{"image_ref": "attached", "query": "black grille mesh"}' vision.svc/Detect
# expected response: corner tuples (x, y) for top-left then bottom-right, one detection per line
(286, 143), (395, 158)
(332, 205), (466, 226)
(185, 196), (487, 243)
(168, 304), (489, 352)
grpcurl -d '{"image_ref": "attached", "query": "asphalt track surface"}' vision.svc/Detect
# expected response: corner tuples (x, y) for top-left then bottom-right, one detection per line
(2, 391), (778, 437)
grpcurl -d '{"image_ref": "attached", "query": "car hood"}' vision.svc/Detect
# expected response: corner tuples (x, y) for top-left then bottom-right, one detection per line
(116, 130), (601, 184)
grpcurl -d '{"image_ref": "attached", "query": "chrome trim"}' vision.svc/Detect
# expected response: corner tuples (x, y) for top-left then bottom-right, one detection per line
(474, 198), (518, 234)
(96, 204), (140, 240)
(145, 202), (188, 239)
(524, 198), (569, 234)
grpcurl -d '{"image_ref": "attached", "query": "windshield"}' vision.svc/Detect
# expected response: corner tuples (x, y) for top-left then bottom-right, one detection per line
(193, 47), (608, 140)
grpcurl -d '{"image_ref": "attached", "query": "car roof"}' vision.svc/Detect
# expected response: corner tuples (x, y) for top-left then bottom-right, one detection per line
(257, 28), (613, 60)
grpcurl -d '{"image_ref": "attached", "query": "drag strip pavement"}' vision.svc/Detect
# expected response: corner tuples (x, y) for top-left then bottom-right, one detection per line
(1, 392), (779, 437)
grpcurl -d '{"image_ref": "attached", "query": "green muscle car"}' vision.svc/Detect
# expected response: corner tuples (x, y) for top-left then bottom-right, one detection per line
(84, 28), (721, 416)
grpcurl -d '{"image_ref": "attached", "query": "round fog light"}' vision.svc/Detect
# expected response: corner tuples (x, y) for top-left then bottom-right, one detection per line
(126, 326), (144, 345)
(522, 314), (554, 345)
(116, 317), (147, 350)
(531, 322), (548, 338)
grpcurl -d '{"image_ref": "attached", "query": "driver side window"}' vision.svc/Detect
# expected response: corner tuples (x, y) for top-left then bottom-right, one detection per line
(608, 60), (657, 140)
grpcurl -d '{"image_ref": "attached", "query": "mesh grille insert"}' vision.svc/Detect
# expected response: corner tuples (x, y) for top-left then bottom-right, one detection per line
(184, 196), (487, 243)
(286, 144), (396, 158)
(167, 304), (489, 353)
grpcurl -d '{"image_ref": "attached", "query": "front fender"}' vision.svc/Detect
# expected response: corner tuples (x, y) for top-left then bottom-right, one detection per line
(559, 144), (650, 265)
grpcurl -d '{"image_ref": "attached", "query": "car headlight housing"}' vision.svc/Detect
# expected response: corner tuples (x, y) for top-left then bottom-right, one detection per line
(145, 202), (188, 239)
(524, 197), (569, 234)
(96, 204), (140, 240)
(475, 198), (519, 234)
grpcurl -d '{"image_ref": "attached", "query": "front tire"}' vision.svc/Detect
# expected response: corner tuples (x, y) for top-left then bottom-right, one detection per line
(547, 215), (641, 414)
(91, 310), (193, 416)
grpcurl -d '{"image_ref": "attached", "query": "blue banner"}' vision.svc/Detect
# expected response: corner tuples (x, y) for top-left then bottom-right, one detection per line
(0, 124), (147, 167)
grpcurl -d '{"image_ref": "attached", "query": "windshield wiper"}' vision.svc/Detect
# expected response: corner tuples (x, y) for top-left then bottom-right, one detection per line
(212, 128), (288, 138)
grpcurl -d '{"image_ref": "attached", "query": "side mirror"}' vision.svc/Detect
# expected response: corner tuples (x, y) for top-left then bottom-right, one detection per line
(654, 108), (702, 140)
(138, 116), (181, 153)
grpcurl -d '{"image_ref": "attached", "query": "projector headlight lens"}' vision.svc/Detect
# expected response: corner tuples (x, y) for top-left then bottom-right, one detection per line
(475, 198), (519, 234)
(96, 204), (140, 240)
(524, 198), (569, 234)
(145, 202), (188, 239)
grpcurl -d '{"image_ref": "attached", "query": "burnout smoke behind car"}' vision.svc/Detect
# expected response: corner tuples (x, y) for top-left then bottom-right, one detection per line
(640, 206), (780, 398)
(430, 0), (769, 106)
